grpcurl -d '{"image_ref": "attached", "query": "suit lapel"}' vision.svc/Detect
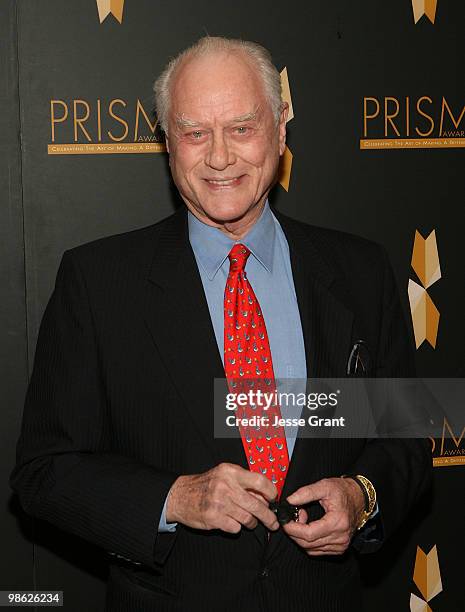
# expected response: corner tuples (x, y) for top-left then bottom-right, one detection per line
(266, 209), (357, 557)
(273, 208), (356, 381)
(143, 207), (247, 469)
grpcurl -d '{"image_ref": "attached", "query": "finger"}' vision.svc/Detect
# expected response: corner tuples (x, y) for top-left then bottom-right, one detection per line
(225, 502), (258, 530)
(214, 487), (259, 530)
(286, 480), (328, 506)
(287, 531), (345, 550)
(288, 535), (347, 555)
(297, 507), (308, 524)
(284, 514), (334, 542)
(221, 516), (243, 534)
(248, 490), (270, 503)
(306, 539), (351, 554)
(236, 470), (278, 502)
(307, 547), (346, 556)
(234, 489), (279, 531)
(299, 533), (350, 549)
(282, 520), (312, 541)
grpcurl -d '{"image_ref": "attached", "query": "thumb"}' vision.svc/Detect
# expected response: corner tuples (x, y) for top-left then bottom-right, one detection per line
(286, 481), (326, 506)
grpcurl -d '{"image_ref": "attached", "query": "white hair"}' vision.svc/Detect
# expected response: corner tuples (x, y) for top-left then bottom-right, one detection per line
(153, 36), (283, 134)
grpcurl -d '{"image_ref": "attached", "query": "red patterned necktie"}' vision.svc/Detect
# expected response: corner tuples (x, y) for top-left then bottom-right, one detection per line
(224, 243), (290, 499)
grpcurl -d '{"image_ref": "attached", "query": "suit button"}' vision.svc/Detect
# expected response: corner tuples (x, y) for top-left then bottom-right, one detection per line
(260, 567), (269, 579)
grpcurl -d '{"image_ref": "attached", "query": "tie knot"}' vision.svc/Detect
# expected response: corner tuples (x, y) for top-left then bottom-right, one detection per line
(228, 243), (250, 273)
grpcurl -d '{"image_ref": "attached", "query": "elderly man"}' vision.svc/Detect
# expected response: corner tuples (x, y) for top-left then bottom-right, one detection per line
(11, 36), (431, 611)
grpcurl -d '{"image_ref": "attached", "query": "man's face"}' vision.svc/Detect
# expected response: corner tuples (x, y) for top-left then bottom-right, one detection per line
(165, 51), (288, 232)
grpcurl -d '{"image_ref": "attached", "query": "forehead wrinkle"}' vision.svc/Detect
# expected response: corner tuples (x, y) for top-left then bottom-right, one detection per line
(170, 50), (271, 126)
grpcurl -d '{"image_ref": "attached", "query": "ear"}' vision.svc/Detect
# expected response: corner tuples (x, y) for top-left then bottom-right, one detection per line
(278, 102), (289, 156)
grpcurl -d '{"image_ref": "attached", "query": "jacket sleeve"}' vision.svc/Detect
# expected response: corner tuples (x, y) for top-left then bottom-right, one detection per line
(348, 245), (433, 553)
(9, 250), (179, 569)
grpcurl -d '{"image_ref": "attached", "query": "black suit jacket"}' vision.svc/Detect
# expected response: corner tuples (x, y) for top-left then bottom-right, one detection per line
(10, 206), (432, 611)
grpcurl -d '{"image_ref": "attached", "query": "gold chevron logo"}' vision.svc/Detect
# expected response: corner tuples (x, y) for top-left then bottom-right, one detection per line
(412, 0), (438, 24)
(96, 0), (125, 24)
(408, 230), (441, 348)
(410, 594), (432, 612)
(278, 67), (293, 192)
(410, 545), (443, 610)
(411, 229), (441, 289)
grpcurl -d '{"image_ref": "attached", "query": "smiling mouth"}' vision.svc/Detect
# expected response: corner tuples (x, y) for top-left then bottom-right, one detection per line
(204, 176), (244, 188)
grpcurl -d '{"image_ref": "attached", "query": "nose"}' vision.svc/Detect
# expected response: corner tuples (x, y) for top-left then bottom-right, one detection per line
(205, 131), (235, 170)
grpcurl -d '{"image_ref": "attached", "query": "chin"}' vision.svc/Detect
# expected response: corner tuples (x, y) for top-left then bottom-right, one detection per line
(203, 205), (253, 224)
(199, 195), (261, 224)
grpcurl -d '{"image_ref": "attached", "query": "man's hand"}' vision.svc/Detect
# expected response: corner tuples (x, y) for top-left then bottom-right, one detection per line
(166, 463), (280, 534)
(282, 477), (365, 555)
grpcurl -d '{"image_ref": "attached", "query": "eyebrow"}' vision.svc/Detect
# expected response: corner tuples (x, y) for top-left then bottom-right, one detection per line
(230, 111), (257, 122)
(175, 109), (259, 129)
(175, 116), (200, 128)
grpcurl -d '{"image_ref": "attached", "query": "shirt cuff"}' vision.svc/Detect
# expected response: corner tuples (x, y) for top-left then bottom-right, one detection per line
(369, 501), (379, 519)
(356, 501), (381, 542)
(157, 491), (178, 533)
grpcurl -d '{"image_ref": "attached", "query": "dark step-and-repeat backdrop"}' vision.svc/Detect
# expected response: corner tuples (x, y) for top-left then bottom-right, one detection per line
(1, 1), (463, 610)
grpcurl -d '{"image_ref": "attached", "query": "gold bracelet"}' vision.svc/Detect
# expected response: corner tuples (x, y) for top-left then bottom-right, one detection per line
(341, 474), (377, 530)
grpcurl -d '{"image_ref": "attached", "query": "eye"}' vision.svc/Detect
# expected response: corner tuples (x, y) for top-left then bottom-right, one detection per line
(235, 126), (248, 134)
(191, 130), (204, 139)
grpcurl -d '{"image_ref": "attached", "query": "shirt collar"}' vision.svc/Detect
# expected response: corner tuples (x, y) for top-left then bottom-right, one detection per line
(188, 200), (275, 280)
